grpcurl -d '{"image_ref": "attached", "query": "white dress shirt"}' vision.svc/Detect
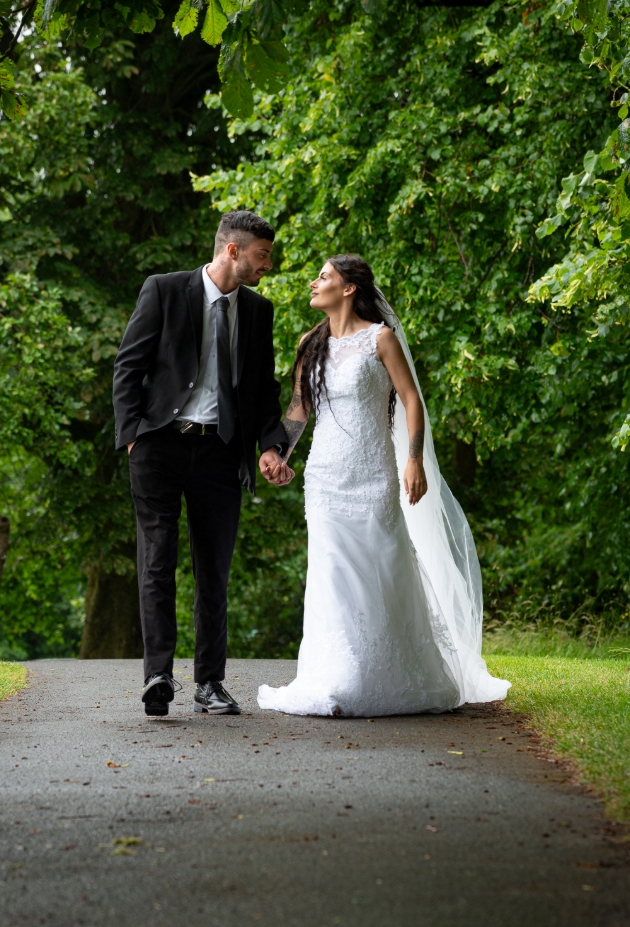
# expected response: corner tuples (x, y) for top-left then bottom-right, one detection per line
(178, 266), (239, 424)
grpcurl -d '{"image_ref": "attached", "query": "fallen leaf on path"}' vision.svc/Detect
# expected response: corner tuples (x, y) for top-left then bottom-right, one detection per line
(447, 750), (464, 755)
(426, 825), (438, 833)
(106, 761), (120, 767)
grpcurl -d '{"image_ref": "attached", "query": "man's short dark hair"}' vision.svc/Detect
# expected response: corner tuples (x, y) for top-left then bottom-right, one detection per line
(214, 210), (275, 253)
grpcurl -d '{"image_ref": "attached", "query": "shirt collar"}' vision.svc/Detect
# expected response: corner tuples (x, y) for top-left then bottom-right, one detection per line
(203, 265), (238, 309)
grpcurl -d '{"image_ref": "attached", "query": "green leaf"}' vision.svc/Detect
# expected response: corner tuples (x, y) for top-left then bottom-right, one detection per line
(82, 13), (104, 49)
(536, 214), (564, 239)
(220, 36), (254, 117)
(577, 0), (607, 32)
(550, 341), (569, 357)
(246, 40), (289, 93)
(0, 61), (15, 92)
(129, 9), (159, 34)
(221, 73), (254, 118)
(619, 104), (628, 120)
(221, 0), (242, 14)
(253, 0), (286, 39)
(173, 0), (199, 38)
(1, 90), (27, 120)
(201, 0), (228, 45)
(583, 150), (599, 173)
(260, 38), (289, 63)
(612, 173), (630, 220)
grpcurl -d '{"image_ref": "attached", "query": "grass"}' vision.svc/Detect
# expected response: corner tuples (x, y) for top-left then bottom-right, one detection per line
(483, 625), (630, 660)
(0, 661), (27, 701)
(484, 642), (630, 822)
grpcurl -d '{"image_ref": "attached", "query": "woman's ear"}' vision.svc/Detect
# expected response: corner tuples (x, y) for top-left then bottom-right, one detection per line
(344, 283), (357, 297)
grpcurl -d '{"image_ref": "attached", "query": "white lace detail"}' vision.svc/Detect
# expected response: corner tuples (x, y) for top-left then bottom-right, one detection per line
(305, 322), (398, 521)
(257, 305), (510, 718)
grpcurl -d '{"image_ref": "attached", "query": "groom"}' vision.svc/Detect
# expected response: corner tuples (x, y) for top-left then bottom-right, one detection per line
(113, 210), (289, 717)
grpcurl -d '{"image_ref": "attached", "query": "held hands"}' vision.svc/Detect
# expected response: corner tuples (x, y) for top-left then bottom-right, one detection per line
(259, 448), (295, 486)
(404, 457), (427, 506)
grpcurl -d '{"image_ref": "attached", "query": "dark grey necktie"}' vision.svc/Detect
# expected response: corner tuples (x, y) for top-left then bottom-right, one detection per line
(215, 296), (236, 444)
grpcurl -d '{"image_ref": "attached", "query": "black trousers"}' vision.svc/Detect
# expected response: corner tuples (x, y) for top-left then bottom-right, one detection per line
(129, 426), (242, 684)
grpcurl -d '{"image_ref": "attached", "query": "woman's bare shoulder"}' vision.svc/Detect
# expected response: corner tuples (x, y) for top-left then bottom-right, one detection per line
(376, 325), (400, 348)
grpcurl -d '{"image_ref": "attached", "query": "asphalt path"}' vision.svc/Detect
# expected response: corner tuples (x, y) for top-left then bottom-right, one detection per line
(0, 658), (628, 927)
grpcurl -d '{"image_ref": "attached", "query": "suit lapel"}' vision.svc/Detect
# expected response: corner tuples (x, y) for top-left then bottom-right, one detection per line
(236, 285), (252, 384)
(186, 265), (205, 360)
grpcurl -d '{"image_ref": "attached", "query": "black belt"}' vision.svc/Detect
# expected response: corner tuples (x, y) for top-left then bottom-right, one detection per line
(172, 420), (218, 435)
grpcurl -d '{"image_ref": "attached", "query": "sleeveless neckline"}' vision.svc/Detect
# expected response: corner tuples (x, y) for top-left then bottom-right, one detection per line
(328, 321), (383, 344)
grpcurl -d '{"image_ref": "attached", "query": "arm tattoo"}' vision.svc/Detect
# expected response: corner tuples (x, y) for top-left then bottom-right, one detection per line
(281, 385), (309, 460)
(285, 385), (304, 417)
(409, 429), (424, 458)
(282, 418), (307, 458)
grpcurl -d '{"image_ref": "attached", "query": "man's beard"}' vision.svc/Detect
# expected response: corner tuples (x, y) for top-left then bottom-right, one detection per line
(235, 255), (263, 287)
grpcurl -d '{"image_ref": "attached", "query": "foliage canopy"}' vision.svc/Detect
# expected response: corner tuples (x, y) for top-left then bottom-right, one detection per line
(1, 0), (629, 659)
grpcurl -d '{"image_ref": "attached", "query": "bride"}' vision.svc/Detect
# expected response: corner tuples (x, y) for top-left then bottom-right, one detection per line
(258, 254), (510, 716)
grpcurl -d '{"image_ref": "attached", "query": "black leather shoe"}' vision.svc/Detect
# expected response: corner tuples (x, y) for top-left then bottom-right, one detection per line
(142, 673), (178, 717)
(193, 681), (241, 714)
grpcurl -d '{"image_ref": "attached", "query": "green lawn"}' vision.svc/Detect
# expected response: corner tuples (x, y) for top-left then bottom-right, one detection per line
(0, 661), (27, 701)
(485, 650), (630, 822)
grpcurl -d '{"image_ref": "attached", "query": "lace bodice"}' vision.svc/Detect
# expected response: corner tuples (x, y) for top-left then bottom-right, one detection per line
(304, 322), (399, 518)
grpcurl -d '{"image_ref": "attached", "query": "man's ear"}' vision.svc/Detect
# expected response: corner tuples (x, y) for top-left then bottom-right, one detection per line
(226, 242), (239, 260)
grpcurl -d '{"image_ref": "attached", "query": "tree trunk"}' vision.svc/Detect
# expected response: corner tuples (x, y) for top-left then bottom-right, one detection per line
(0, 516), (9, 587)
(80, 551), (143, 659)
(453, 438), (477, 488)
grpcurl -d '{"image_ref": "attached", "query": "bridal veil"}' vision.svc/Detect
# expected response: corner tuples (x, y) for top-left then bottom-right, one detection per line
(376, 289), (510, 704)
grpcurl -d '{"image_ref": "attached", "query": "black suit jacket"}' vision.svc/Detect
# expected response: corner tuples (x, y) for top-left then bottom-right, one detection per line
(113, 266), (287, 492)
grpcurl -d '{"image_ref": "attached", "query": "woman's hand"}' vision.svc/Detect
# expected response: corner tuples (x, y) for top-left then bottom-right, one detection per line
(259, 449), (293, 485)
(404, 457), (427, 505)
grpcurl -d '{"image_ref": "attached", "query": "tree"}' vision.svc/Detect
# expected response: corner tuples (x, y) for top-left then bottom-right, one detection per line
(0, 0), (297, 120)
(529, 0), (630, 455)
(195, 0), (629, 626)
(2, 0), (628, 662)
(0, 12), (227, 657)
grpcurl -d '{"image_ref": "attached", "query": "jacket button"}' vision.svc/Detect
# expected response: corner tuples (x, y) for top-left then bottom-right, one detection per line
(173, 409), (179, 414)
(188, 382), (194, 388)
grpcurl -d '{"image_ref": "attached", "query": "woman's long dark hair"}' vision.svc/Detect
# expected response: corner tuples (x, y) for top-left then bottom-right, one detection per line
(293, 254), (396, 426)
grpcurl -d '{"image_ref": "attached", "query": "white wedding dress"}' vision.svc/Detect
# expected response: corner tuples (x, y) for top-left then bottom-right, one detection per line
(258, 315), (510, 717)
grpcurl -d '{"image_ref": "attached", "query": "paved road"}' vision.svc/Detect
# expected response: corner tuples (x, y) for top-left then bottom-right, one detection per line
(0, 659), (628, 927)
